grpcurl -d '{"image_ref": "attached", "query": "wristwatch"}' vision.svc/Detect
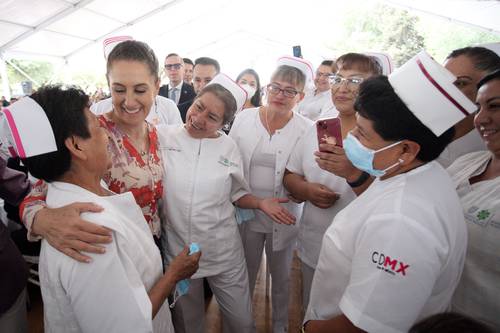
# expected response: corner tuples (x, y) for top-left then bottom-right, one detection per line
(347, 171), (370, 187)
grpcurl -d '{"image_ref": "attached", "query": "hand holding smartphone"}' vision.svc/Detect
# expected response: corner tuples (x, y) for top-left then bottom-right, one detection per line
(316, 117), (342, 151)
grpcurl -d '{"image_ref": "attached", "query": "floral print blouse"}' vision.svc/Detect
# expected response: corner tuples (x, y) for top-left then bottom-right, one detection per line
(100, 115), (164, 237)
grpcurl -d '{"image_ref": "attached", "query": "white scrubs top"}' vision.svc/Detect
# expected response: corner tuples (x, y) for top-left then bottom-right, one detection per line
(91, 95), (183, 126)
(229, 107), (314, 251)
(437, 129), (487, 168)
(286, 123), (355, 268)
(41, 182), (173, 333)
(295, 89), (333, 121)
(448, 151), (500, 330)
(305, 162), (467, 333)
(158, 125), (249, 278)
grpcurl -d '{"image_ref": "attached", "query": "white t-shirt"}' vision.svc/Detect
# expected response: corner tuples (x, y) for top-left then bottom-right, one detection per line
(448, 151), (500, 330)
(295, 89), (333, 121)
(90, 96), (182, 126)
(158, 125), (248, 278)
(437, 129), (486, 168)
(305, 162), (467, 333)
(286, 124), (355, 268)
(41, 182), (173, 333)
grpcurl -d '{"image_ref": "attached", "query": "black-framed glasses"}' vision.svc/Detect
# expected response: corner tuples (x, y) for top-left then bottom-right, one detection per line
(165, 63), (182, 70)
(267, 83), (299, 98)
(328, 74), (364, 89)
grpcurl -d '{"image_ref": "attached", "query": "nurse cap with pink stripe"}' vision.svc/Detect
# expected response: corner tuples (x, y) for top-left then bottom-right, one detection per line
(103, 35), (134, 59)
(276, 56), (315, 88)
(206, 73), (247, 113)
(0, 97), (57, 158)
(388, 50), (476, 136)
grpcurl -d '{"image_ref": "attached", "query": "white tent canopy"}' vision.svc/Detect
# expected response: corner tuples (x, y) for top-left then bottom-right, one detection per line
(0, 0), (499, 98)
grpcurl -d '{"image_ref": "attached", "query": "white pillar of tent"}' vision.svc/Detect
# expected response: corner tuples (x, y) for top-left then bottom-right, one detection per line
(0, 54), (11, 101)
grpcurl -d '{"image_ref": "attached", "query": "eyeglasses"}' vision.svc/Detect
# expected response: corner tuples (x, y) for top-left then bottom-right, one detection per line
(165, 63), (182, 70)
(267, 83), (299, 98)
(328, 75), (364, 89)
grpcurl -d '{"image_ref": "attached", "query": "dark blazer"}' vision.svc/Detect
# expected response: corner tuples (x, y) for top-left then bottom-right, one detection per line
(158, 82), (196, 106)
(177, 99), (194, 123)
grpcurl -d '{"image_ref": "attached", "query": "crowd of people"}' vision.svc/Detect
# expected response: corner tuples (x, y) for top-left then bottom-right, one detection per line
(0, 36), (499, 333)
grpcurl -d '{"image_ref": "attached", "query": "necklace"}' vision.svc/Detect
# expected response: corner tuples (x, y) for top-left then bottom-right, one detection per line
(264, 108), (273, 137)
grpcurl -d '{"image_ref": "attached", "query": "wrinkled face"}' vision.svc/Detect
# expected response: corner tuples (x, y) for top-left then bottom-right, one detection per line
(266, 78), (304, 113)
(185, 92), (225, 139)
(193, 64), (218, 94)
(314, 65), (333, 92)
(184, 63), (194, 84)
(108, 60), (159, 128)
(444, 55), (487, 102)
(331, 67), (372, 117)
(83, 108), (111, 173)
(475, 79), (500, 157)
(164, 55), (184, 86)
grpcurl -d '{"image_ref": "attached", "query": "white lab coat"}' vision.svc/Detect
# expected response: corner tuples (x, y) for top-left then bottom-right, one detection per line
(157, 125), (249, 278)
(40, 182), (173, 333)
(437, 129), (487, 168)
(448, 151), (500, 330)
(294, 89), (333, 121)
(305, 162), (467, 333)
(286, 123), (355, 269)
(91, 95), (183, 126)
(229, 107), (313, 251)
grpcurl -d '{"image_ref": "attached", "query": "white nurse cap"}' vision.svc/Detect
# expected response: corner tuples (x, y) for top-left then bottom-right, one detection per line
(276, 56), (315, 88)
(388, 50), (476, 136)
(206, 73), (247, 113)
(103, 35), (134, 60)
(365, 52), (395, 75)
(480, 42), (500, 56)
(0, 97), (57, 158)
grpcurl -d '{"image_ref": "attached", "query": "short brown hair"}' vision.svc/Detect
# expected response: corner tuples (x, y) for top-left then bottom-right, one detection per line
(336, 53), (382, 75)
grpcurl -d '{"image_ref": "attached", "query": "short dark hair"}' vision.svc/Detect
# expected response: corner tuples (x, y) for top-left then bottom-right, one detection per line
(194, 57), (221, 73)
(320, 60), (334, 67)
(236, 68), (262, 107)
(354, 76), (454, 162)
(23, 85), (91, 182)
(197, 84), (237, 125)
(447, 46), (500, 73)
(106, 40), (159, 81)
(183, 58), (194, 66)
(477, 68), (500, 89)
(337, 53), (382, 76)
(410, 312), (494, 333)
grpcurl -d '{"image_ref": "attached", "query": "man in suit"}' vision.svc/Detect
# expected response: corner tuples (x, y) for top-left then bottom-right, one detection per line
(183, 58), (194, 86)
(159, 53), (196, 107)
(178, 57), (220, 122)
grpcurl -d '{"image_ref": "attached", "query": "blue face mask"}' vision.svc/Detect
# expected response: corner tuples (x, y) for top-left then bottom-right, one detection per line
(169, 243), (200, 308)
(343, 133), (402, 177)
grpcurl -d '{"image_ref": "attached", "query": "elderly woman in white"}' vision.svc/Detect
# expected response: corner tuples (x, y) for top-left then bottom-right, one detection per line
(1, 86), (199, 333)
(229, 56), (315, 333)
(158, 74), (295, 333)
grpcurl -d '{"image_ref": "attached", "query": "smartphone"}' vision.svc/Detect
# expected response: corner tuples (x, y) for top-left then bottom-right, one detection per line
(317, 117), (342, 151)
(292, 45), (302, 58)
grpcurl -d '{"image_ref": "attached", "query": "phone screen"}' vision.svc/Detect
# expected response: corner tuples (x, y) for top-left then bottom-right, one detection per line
(292, 45), (302, 58)
(316, 118), (342, 151)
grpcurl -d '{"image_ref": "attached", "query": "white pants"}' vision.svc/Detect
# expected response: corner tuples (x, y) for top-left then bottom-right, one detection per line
(300, 261), (315, 314)
(171, 259), (255, 333)
(242, 229), (294, 333)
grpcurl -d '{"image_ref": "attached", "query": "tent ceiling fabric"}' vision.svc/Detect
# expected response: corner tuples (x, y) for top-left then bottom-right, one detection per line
(0, 0), (498, 67)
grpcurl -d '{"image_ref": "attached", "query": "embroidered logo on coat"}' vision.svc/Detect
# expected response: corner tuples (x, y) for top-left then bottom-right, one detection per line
(218, 155), (238, 167)
(466, 206), (493, 227)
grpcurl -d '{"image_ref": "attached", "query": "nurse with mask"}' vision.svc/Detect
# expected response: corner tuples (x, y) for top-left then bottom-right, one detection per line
(303, 51), (474, 333)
